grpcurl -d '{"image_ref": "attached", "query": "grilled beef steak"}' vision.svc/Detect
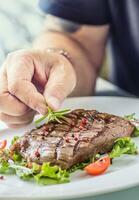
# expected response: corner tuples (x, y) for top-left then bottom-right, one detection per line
(10, 109), (135, 169)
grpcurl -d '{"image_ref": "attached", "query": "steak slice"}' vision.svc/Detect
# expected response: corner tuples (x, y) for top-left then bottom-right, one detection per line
(10, 109), (135, 169)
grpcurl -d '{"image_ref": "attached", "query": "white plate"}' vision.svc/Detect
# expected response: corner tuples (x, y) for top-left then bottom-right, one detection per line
(1, 96), (139, 200)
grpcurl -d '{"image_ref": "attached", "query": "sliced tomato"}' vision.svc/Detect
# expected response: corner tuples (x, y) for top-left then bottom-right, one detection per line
(0, 140), (7, 149)
(84, 155), (111, 176)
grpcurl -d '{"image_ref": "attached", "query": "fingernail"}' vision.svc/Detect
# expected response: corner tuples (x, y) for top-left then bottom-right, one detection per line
(47, 96), (60, 110)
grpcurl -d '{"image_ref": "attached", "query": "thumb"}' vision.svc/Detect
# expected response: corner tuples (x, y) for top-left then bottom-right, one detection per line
(44, 58), (76, 110)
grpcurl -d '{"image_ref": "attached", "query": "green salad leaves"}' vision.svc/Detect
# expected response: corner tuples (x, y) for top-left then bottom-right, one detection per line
(69, 158), (93, 173)
(124, 113), (139, 136)
(109, 137), (138, 158)
(124, 113), (136, 120)
(69, 154), (101, 173)
(133, 127), (139, 137)
(34, 163), (69, 185)
(0, 157), (69, 185)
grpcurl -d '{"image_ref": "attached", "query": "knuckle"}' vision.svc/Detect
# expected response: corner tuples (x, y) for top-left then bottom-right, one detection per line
(7, 50), (33, 66)
(7, 51), (24, 61)
(18, 53), (33, 65)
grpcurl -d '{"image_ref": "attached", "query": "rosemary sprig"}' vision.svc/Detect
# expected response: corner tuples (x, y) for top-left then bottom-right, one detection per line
(35, 107), (71, 125)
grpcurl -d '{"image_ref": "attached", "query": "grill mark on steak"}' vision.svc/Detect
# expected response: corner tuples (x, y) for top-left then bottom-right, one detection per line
(73, 139), (81, 156)
(11, 109), (135, 169)
(55, 132), (67, 160)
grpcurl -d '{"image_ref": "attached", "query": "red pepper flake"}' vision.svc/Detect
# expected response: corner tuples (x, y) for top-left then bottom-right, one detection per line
(65, 136), (70, 143)
(45, 126), (49, 131)
(79, 125), (84, 129)
(35, 149), (40, 157)
(82, 118), (87, 125)
(44, 131), (49, 137)
(74, 136), (78, 141)
(74, 133), (79, 141)
(0, 176), (4, 180)
(79, 118), (88, 129)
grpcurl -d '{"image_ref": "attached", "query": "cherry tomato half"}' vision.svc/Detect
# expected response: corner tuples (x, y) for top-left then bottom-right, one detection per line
(0, 140), (7, 149)
(84, 155), (111, 176)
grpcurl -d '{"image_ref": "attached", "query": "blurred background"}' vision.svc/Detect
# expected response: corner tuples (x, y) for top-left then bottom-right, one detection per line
(0, 0), (43, 64)
(0, 0), (108, 79)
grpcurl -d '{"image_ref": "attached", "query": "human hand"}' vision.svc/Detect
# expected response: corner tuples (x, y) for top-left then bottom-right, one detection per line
(0, 49), (76, 128)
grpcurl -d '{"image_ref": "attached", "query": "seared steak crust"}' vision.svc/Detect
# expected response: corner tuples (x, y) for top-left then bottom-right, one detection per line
(11, 109), (135, 169)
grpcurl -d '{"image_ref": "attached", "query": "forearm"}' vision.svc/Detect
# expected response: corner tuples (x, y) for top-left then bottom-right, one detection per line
(33, 31), (97, 96)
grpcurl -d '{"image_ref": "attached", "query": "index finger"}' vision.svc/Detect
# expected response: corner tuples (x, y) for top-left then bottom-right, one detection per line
(6, 53), (47, 115)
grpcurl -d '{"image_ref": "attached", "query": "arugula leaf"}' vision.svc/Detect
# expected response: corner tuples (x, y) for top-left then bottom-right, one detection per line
(109, 137), (138, 158)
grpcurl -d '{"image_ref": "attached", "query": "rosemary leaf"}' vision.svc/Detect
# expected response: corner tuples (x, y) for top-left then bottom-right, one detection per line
(54, 109), (71, 114)
(35, 115), (48, 124)
(35, 107), (71, 125)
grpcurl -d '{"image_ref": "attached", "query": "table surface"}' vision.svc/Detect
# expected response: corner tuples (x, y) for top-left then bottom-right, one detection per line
(0, 78), (138, 200)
